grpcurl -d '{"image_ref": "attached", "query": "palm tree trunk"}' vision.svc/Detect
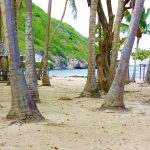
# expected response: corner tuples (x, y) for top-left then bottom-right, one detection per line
(25, 0), (40, 102)
(49, 0), (68, 45)
(130, 37), (140, 82)
(108, 0), (125, 87)
(101, 0), (145, 108)
(144, 59), (150, 83)
(12, 0), (17, 30)
(81, 0), (100, 97)
(42, 0), (52, 86)
(39, 0), (67, 81)
(0, 7), (2, 42)
(1, 0), (44, 122)
(125, 67), (130, 84)
(37, 57), (43, 80)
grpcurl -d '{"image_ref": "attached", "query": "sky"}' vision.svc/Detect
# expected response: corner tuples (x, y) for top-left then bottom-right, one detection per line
(32, 0), (150, 50)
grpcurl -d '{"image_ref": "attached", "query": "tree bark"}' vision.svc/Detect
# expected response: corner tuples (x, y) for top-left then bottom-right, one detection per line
(96, 0), (131, 93)
(81, 0), (100, 97)
(42, 0), (52, 86)
(96, 0), (114, 93)
(108, 0), (125, 87)
(144, 59), (150, 84)
(101, 0), (145, 109)
(25, 0), (40, 102)
(1, 0), (44, 122)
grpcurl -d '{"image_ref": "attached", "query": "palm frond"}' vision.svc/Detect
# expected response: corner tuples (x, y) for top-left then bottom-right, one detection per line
(68, 0), (77, 19)
(124, 10), (131, 23)
(120, 23), (129, 34)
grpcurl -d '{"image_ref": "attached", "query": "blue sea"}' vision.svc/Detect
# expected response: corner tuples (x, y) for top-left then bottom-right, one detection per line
(48, 65), (148, 79)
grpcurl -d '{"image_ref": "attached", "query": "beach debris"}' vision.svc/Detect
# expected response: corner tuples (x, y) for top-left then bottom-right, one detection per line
(51, 146), (59, 149)
(57, 96), (72, 101)
(26, 144), (33, 148)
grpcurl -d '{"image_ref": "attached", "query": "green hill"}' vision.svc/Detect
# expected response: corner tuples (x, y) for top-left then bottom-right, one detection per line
(18, 2), (88, 61)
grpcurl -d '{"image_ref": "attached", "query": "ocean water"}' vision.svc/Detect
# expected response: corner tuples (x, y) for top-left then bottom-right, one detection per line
(48, 65), (148, 79)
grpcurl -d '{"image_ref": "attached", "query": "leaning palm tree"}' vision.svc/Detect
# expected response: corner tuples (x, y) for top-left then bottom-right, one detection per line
(1, 0), (44, 122)
(121, 8), (150, 82)
(102, 0), (145, 109)
(81, 0), (100, 97)
(25, 0), (40, 102)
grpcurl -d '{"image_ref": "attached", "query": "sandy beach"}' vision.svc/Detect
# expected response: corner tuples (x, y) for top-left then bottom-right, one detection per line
(0, 77), (150, 150)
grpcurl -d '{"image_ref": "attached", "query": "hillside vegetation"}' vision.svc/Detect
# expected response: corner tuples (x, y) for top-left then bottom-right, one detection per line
(18, 2), (88, 60)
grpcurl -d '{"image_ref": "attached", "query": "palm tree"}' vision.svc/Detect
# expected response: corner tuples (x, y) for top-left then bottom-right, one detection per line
(38, 0), (69, 81)
(102, 0), (145, 108)
(42, 0), (52, 86)
(81, 0), (100, 97)
(12, 0), (22, 30)
(25, 0), (40, 102)
(108, 0), (126, 87)
(1, 0), (44, 121)
(121, 8), (150, 82)
(42, 0), (77, 85)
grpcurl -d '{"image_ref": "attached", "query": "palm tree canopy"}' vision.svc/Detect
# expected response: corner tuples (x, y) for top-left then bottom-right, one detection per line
(121, 8), (150, 34)
(68, 0), (77, 19)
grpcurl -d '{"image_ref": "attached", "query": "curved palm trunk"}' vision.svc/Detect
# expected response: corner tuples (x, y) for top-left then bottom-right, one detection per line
(144, 59), (150, 83)
(108, 0), (125, 87)
(81, 0), (100, 97)
(49, 0), (68, 45)
(42, 0), (52, 86)
(38, 0), (68, 81)
(130, 37), (140, 82)
(102, 0), (145, 108)
(25, 0), (40, 102)
(1, 0), (44, 122)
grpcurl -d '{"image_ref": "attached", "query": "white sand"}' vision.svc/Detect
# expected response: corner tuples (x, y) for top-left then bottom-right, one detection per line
(0, 77), (150, 150)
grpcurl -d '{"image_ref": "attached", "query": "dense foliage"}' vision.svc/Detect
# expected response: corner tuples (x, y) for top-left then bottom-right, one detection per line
(131, 49), (150, 60)
(18, 2), (88, 60)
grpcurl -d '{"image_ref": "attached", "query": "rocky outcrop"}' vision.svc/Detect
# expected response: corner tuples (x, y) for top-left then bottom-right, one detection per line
(54, 56), (87, 69)
(35, 51), (88, 70)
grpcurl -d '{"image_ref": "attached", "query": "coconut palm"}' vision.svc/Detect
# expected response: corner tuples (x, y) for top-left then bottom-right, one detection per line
(108, 0), (126, 87)
(121, 8), (150, 82)
(42, 0), (52, 86)
(102, 0), (145, 108)
(81, 0), (100, 97)
(25, 0), (40, 102)
(42, 0), (77, 85)
(1, 0), (44, 121)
